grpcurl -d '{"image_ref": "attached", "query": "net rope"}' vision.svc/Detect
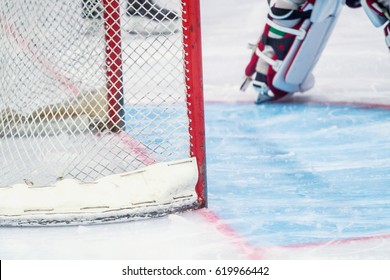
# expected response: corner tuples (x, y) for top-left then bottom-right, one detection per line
(0, 0), (190, 187)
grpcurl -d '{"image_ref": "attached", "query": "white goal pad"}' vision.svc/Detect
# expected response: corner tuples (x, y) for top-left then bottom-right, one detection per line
(0, 158), (198, 226)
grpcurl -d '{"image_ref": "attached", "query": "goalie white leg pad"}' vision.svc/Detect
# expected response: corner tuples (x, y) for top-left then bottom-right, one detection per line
(386, 23), (390, 48)
(362, 0), (390, 50)
(272, 0), (343, 93)
(362, 0), (390, 27)
(311, 0), (345, 23)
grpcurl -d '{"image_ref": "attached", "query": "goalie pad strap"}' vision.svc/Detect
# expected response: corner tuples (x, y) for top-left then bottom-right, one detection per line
(266, 17), (307, 39)
(256, 47), (281, 70)
(269, 6), (312, 20)
(260, 25), (296, 59)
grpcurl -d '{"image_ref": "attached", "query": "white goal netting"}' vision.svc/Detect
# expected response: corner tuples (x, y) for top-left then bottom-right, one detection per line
(0, 0), (204, 225)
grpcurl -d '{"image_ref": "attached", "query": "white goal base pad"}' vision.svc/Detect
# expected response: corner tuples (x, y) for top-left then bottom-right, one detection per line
(0, 158), (199, 226)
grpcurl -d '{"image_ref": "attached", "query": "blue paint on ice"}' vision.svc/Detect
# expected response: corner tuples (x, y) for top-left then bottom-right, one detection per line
(205, 102), (390, 247)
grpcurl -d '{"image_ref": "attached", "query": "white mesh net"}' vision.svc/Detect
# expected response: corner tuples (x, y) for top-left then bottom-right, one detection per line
(0, 0), (201, 225)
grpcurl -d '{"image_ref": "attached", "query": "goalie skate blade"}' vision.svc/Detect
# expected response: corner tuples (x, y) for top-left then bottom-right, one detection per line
(240, 77), (252, 92)
(254, 94), (276, 105)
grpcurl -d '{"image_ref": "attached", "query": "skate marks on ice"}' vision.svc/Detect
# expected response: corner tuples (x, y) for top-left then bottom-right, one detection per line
(205, 101), (390, 259)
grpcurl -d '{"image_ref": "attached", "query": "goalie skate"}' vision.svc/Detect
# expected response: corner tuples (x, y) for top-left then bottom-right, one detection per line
(252, 79), (274, 104)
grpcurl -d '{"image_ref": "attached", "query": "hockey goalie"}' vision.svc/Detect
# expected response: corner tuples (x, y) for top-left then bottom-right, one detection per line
(242, 0), (390, 104)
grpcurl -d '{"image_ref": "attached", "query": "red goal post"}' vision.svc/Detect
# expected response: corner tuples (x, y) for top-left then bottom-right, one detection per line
(0, 0), (206, 226)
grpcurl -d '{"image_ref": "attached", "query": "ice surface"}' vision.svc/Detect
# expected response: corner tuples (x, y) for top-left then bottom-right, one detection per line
(2, 0), (390, 259)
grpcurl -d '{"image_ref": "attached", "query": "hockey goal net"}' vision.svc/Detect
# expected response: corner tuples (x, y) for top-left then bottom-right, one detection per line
(0, 0), (206, 226)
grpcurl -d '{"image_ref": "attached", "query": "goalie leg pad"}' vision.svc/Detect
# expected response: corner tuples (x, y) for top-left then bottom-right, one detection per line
(244, 0), (344, 101)
(386, 23), (390, 50)
(362, 0), (390, 50)
(271, 0), (344, 94)
(362, 0), (390, 27)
